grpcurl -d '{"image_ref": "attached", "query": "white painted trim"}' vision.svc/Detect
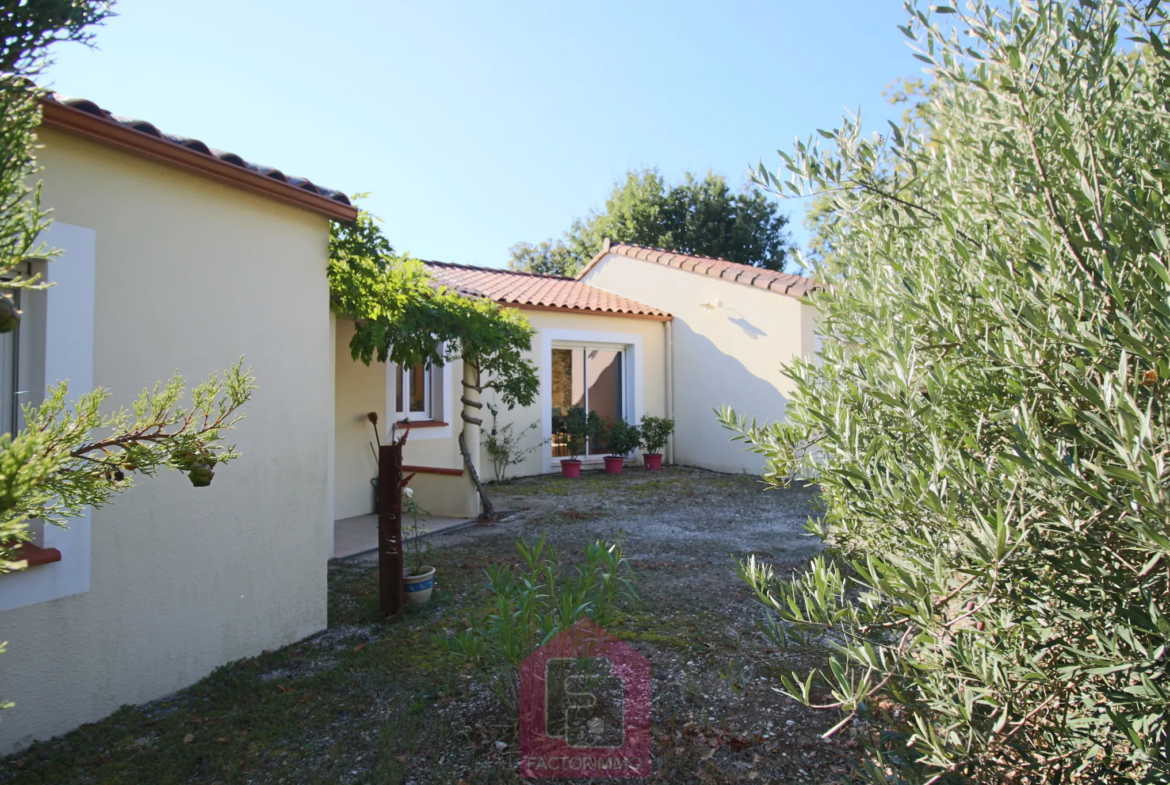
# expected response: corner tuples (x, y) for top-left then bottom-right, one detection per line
(384, 353), (453, 442)
(0, 222), (96, 612)
(540, 328), (644, 473)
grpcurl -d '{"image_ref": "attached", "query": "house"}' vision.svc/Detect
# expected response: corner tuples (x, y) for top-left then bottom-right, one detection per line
(579, 240), (818, 474)
(0, 90), (819, 753)
(334, 262), (673, 521)
(0, 93), (356, 754)
(334, 243), (817, 524)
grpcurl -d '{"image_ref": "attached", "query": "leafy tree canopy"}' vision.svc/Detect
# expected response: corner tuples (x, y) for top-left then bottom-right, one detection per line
(328, 206), (538, 410)
(508, 168), (792, 277)
(720, 0), (1170, 781)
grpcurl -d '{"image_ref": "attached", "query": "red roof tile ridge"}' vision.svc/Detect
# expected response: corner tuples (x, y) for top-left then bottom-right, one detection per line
(420, 258), (575, 281)
(419, 259), (670, 319)
(581, 241), (817, 299)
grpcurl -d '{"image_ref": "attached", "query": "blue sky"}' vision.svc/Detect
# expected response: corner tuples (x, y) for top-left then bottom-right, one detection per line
(44, 1), (923, 268)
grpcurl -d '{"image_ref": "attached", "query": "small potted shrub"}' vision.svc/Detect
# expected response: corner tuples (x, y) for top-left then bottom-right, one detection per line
(402, 487), (436, 605)
(558, 407), (600, 478)
(600, 418), (641, 475)
(638, 416), (674, 470)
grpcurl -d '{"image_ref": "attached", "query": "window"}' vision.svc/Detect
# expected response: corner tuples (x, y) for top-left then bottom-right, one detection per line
(393, 361), (437, 422)
(0, 221), (95, 613)
(550, 346), (624, 457)
(1, 261), (47, 546)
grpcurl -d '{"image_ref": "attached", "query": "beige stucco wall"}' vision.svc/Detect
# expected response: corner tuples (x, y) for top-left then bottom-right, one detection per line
(582, 253), (815, 474)
(334, 319), (386, 520)
(0, 128), (334, 753)
(333, 308), (670, 520)
(482, 308), (669, 480)
(334, 320), (479, 520)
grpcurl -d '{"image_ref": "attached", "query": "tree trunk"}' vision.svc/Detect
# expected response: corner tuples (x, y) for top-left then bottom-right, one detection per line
(378, 441), (404, 622)
(459, 431), (495, 521)
(459, 360), (496, 521)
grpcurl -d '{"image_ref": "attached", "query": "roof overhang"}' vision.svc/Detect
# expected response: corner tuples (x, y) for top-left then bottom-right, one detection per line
(38, 98), (358, 223)
(508, 302), (672, 322)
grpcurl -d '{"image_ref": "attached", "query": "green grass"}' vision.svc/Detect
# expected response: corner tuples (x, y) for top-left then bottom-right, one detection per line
(0, 468), (840, 784)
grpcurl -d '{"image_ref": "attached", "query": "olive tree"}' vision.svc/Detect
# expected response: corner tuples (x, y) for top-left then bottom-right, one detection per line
(720, 1), (1170, 781)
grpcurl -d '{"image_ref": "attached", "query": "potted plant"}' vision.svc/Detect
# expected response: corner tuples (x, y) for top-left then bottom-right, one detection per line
(638, 416), (674, 470)
(402, 487), (436, 605)
(558, 407), (600, 478)
(600, 418), (641, 475)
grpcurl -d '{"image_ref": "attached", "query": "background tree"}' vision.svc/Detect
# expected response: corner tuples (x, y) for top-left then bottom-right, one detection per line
(720, 0), (1170, 781)
(329, 208), (538, 519)
(508, 168), (792, 276)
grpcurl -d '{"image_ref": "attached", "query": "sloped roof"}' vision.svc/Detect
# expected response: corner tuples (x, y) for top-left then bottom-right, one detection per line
(423, 260), (670, 320)
(38, 92), (356, 222)
(580, 241), (817, 299)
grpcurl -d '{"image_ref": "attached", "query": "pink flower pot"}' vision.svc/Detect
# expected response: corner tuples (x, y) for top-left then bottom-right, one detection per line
(643, 453), (663, 470)
(560, 460), (582, 478)
(604, 457), (625, 475)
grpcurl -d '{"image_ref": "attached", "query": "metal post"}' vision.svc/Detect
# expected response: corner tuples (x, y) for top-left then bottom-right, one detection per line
(378, 442), (404, 622)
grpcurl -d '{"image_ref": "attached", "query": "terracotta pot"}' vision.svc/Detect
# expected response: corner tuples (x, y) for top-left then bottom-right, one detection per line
(404, 566), (436, 605)
(561, 459), (582, 478)
(643, 453), (663, 470)
(603, 456), (625, 475)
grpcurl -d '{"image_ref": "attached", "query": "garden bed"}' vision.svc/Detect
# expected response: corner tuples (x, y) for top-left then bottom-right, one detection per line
(1, 467), (861, 784)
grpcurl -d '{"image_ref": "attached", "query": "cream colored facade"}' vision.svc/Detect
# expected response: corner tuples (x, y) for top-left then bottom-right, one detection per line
(581, 251), (817, 474)
(333, 309), (670, 520)
(0, 128), (336, 753)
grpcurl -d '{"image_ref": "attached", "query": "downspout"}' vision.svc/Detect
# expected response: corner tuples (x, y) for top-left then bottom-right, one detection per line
(664, 319), (674, 465)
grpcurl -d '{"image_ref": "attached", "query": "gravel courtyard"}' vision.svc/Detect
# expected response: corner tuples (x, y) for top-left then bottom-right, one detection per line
(2, 467), (861, 784)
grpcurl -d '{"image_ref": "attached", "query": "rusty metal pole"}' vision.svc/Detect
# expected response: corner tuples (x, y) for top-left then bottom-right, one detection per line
(378, 442), (404, 622)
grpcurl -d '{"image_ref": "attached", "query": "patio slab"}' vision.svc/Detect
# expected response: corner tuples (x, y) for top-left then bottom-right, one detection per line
(332, 511), (475, 560)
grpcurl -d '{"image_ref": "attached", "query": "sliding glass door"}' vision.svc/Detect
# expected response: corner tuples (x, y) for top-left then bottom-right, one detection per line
(551, 346), (624, 457)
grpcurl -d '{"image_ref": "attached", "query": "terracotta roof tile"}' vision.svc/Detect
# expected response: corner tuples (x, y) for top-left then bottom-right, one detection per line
(40, 92), (352, 208)
(422, 261), (670, 320)
(585, 243), (817, 300)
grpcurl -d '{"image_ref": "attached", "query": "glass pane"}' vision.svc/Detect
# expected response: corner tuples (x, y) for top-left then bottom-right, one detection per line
(409, 363), (428, 413)
(587, 350), (622, 455)
(395, 364), (404, 414)
(551, 348), (585, 458)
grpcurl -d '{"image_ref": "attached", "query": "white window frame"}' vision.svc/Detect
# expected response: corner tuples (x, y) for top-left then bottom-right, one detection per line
(385, 351), (453, 443)
(394, 361), (433, 422)
(540, 329), (643, 472)
(0, 222), (96, 613)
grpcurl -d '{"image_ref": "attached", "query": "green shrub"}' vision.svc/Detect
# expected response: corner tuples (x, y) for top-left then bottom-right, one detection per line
(600, 418), (641, 459)
(438, 534), (636, 714)
(638, 416), (674, 455)
(719, 1), (1170, 781)
(483, 403), (544, 482)
(556, 407), (601, 462)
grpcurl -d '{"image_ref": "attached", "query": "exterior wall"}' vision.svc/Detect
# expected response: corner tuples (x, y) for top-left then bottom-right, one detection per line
(334, 320), (479, 520)
(482, 309), (669, 480)
(0, 128), (334, 753)
(582, 253), (815, 474)
(333, 309), (669, 519)
(334, 319), (386, 520)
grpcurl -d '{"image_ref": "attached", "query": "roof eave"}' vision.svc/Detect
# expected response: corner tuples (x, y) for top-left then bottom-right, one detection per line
(509, 302), (672, 322)
(38, 99), (358, 223)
